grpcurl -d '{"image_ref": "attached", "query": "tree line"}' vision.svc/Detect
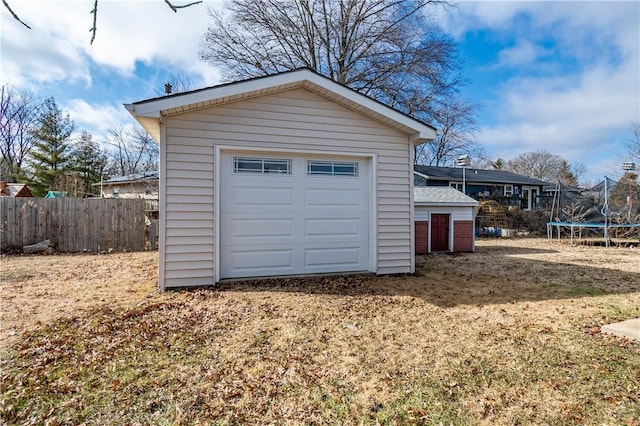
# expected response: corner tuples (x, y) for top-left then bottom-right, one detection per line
(0, 85), (158, 197)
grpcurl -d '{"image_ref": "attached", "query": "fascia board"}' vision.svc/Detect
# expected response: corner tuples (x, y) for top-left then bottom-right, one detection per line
(415, 201), (479, 207)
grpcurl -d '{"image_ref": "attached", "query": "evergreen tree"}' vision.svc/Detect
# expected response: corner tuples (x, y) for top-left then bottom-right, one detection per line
(610, 172), (640, 213)
(70, 131), (108, 197)
(29, 97), (75, 196)
(557, 160), (578, 186)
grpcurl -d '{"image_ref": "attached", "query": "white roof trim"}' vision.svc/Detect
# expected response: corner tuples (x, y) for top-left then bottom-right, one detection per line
(414, 201), (479, 207)
(414, 170), (431, 180)
(125, 69), (437, 144)
(414, 187), (479, 206)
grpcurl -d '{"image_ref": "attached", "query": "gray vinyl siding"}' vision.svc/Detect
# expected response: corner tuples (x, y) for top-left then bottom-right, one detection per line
(161, 88), (412, 287)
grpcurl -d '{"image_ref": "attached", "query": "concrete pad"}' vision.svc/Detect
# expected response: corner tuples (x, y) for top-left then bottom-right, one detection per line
(601, 318), (640, 341)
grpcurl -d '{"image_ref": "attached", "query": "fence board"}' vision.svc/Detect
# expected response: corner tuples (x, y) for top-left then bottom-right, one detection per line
(0, 198), (147, 253)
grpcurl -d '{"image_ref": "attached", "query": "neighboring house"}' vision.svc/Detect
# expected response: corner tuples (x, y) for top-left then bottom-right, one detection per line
(125, 68), (437, 289)
(414, 165), (549, 211)
(0, 181), (33, 197)
(94, 171), (159, 199)
(414, 187), (479, 254)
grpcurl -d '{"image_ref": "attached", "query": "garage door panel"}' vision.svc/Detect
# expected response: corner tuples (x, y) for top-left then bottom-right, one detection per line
(227, 217), (294, 239)
(304, 187), (364, 207)
(223, 247), (294, 277)
(304, 246), (366, 268)
(226, 185), (294, 207)
(304, 217), (366, 239)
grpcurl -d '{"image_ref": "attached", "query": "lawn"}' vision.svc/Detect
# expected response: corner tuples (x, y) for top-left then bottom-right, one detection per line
(1, 239), (639, 425)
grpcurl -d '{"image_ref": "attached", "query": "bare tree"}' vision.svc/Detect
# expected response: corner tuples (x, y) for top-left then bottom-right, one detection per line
(200, 0), (463, 122)
(505, 150), (574, 183)
(3, 0), (202, 44)
(0, 84), (41, 182)
(415, 97), (483, 166)
(625, 122), (640, 165)
(153, 73), (199, 97)
(105, 125), (158, 177)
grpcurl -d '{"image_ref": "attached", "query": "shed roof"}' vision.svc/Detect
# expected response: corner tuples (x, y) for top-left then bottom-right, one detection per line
(125, 68), (437, 144)
(414, 187), (479, 206)
(0, 183), (33, 197)
(414, 165), (549, 186)
(93, 171), (159, 186)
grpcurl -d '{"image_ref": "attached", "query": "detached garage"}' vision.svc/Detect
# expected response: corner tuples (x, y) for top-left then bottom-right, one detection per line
(125, 69), (436, 289)
(414, 187), (479, 254)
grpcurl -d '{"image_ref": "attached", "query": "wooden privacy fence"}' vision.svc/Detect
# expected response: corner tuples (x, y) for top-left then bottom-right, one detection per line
(0, 198), (147, 252)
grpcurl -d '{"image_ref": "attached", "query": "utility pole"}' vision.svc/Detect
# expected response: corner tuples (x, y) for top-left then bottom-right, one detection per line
(457, 155), (470, 194)
(623, 162), (636, 222)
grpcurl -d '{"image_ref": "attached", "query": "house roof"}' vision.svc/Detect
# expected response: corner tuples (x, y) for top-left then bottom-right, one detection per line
(543, 182), (583, 193)
(414, 165), (549, 186)
(124, 68), (437, 144)
(0, 183), (33, 197)
(414, 187), (479, 206)
(94, 171), (159, 186)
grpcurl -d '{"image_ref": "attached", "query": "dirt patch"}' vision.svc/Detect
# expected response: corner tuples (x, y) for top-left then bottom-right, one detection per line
(0, 251), (160, 344)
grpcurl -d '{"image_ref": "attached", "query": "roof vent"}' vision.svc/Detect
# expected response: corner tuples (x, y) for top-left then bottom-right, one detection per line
(164, 83), (173, 95)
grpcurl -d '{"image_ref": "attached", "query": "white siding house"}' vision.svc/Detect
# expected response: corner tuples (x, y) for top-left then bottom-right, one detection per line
(125, 69), (436, 289)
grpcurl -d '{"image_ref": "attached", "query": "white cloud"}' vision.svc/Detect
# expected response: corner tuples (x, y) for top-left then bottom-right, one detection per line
(1, 7), (90, 87)
(1, 1), (222, 87)
(65, 99), (132, 133)
(495, 40), (547, 68)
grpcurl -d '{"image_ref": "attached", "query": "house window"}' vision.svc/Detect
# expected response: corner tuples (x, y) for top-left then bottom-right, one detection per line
(307, 160), (358, 177)
(504, 184), (514, 196)
(450, 182), (463, 191)
(233, 157), (292, 174)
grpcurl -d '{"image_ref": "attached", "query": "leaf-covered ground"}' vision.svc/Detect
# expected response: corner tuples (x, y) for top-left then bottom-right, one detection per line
(1, 239), (639, 425)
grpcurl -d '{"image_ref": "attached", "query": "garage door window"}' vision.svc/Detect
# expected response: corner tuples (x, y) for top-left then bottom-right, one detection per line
(307, 160), (358, 177)
(233, 157), (292, 174)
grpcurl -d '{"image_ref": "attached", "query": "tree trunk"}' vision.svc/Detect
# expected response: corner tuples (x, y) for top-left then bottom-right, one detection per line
(23, 239), (52, 254)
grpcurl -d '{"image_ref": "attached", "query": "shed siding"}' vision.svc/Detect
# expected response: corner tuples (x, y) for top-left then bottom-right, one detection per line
(161, 88), (412, 287)
(453, 221), (474, 252)
(415, 205), (474, 221)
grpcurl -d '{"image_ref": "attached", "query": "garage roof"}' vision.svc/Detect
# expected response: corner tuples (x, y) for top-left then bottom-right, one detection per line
(414, 187), (479, 207)
(124, 68), (437, 144)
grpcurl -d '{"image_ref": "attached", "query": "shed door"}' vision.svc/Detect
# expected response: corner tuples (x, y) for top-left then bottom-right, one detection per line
(220, 153), (370, 279)
(431, 214), (449, 252)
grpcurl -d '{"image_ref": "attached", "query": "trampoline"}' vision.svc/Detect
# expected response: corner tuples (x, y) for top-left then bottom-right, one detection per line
(547, 221), (640, 245)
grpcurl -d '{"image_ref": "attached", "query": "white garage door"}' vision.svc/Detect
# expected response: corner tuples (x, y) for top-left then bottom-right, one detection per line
(220, 152), (370, 279)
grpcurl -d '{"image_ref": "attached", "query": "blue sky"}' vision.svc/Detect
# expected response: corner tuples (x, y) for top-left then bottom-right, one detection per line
(1, 0), (638, 184)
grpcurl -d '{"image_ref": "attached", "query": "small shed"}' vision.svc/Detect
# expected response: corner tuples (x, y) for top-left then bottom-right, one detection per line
(0, 181), (33, 197)
(414, 187), (479, 254)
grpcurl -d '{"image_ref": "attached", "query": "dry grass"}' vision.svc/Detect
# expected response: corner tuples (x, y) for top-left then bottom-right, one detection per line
(1, 238), (639, 425)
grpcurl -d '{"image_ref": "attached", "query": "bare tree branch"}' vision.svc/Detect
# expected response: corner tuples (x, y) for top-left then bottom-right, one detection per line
(5, 0), (202, 44)
(90, 0), (98, 45)
(2, 0), (31, 29)
(164, 0), (203, 13)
